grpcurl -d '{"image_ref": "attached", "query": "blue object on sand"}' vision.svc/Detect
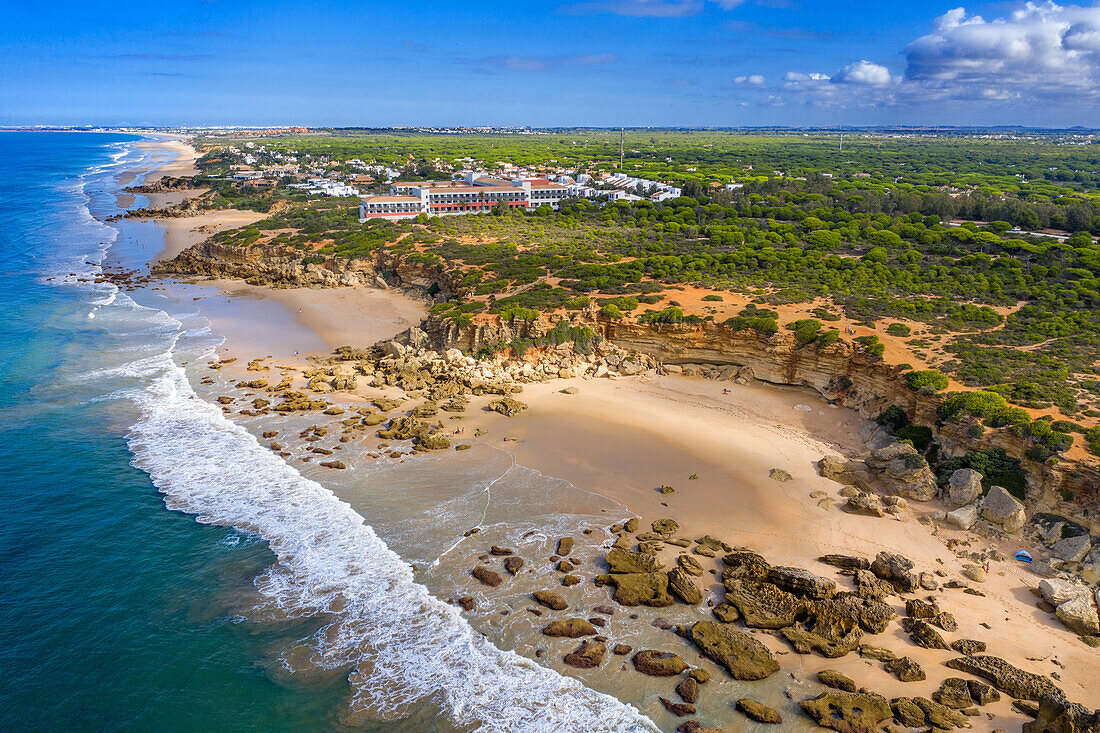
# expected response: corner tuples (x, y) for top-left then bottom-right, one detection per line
(1014, 550), (1032, 563)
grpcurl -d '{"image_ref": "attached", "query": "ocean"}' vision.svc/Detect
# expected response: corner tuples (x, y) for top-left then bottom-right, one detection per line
(0, 133), (659, 731)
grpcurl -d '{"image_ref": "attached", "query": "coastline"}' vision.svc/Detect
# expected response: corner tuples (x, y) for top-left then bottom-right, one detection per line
(121, 138), (1099, 731)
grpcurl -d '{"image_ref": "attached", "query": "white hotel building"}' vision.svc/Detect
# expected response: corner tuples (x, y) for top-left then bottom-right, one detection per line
(359, 173), (570, 221)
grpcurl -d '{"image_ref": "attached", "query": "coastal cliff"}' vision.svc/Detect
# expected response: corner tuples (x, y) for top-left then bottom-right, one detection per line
(153, 241), (1099, 528)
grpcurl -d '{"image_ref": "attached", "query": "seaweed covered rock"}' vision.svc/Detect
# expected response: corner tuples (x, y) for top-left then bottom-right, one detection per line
(564, 640), (606, 669)
(632, 650), (689, 677)
(781, 605), (863, 658)
(945, 655), (1063, 701)
(668, 568), (703, 605)
(818, 669), (858, 692)
(902, 618), (950, 650)
(606, 547), (664, 574)
(609, 573), (675, 607)
(798, 691), (892, 733)
(472, 566), (502, 587)
(542, 618), (597, 638)
(737, 698), (782, 724)
(676, 677), (698, 704)
(688, 620), (780, 680)
(532, 590), (568, 610)
(933, 678), (975, 709)
(722, 579), (805, 629)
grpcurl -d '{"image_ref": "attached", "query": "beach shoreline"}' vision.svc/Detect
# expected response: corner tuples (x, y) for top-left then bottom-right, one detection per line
(120, 138), (1098, 731)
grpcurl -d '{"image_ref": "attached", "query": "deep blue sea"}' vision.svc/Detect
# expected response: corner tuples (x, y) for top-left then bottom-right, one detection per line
(0, 132), (660, 733)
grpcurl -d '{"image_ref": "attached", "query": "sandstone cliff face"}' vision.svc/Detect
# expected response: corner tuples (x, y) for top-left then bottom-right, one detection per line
(153, 242), (460, 296)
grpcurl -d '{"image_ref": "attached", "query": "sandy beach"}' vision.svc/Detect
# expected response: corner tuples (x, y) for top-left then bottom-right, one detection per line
(124, 137), (1098, 732)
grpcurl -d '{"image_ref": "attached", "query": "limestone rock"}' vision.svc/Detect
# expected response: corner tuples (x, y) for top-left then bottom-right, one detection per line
(945, 655), (1063, 701)
(659, 697), (696, 717)
(818, 554), (870, 572)
(712, 602), (740, 624)
(606, 547), (664, 573)
(946, 504), (980, 530)
(980, 486), (1026, 532)
(886, 656), (926, 682)
(471, 566), (502, 587)
(818, 456), (873, 488)
(503, 556), (524, 574)
(871, 551), (918, 593)
(1022, 693), (1100, 733)
(780, 606), (863, 658)
(1039, 578), (1092, 607)
(668, 568), (703, 605)
(843, 492), (886, 517)
(769, 468), (792, 482)
(868, 443), (937, 501)
(676, 676), (698, 704)
(677, 554), (705, 576)
(722, 579), (804, 629)
(652, 518), (680, 536)
(766, 566), (836, 599)
(1051, 534), (1092, 563)
(1055, 594), (1100, 636)
(632, 650), (688, 677)
(903, 618), (949, 650)
(689, 620), (780, 680)
(609, 573), (674, 607)
(798, 691), (892, 733)
(736, 698), (782, 724)
(967, 680), (1000, 706)
(542, 618), (597, 638)
(947, 468), (984, 507)
(556, 537), (575, 556)
(905, 598), (940, 619)
(564, 640), (606, 669)
(934, 678), (975, 709)
(962, 563), (986, 583)
(532, 590), (568, 611)
(950, 638), (987, 655)
(486, 397), (527, 417)
(818, 669), (858, 692)
(911, 696), (972, 730)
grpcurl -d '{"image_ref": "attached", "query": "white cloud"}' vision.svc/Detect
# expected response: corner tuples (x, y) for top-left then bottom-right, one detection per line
(832, 60), (894, 86)
(734, 74), (766, 85)
(783, 71), (829, 82)
(904, 2), (1100, 102)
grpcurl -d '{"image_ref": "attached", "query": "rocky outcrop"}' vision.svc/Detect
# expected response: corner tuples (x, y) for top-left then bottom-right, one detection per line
(564, 640), (605, 669)
(721, 579), (805, 629)
(606, 548), (664, 574)
(689, 620), (780, 680)
(736, 698), (782, 724)
(798, 691), (892, 732)
(945, 655), (1063, 701)
(608, 573), (675, 607)
(1022, 694), (1100, 733)
(632, 650), (689, 677)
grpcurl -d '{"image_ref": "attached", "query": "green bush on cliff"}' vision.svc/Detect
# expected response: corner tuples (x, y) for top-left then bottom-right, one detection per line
(601, 303), (623, 320)
(886, 323), (912, 337)
(1086, 426), (1100, 457)
(938, 390), (1010, 423)
(936, 449), (1026, 500)
(905, 369), (949, 393)
(854, 335), (885, 359)
(787, 318), (823, 346)
(876, 405), (909, 431)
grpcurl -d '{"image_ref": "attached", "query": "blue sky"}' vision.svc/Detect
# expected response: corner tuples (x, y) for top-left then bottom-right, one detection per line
(3, 1), (1100, 127)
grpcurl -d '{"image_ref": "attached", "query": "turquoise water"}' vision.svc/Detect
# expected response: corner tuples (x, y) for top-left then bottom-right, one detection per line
(0, 133), (346, 731)
(0, 133), (658, 733)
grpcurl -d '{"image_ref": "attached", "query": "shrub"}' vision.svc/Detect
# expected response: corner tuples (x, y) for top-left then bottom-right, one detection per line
(1086, 426), (1100, 457)
(886, 323), (912, 337)
(725, 315), (779, 335)
(787, 318), (823, 347)
(938, 390), (1010, 423)
(896, 425), (934, 452)
(643, 306), (686, 324)
(702, 294), (724, 302)
(876, 405), (909, 432)
(906, 369), (949, 393)
(854, 335), (885, 359)
(564, 296), (590, 310)
(816, 329), (841, 348)
(936, 449), (1027, 500)
(499, 306), (539, 322)
(600, 303), (623, 320)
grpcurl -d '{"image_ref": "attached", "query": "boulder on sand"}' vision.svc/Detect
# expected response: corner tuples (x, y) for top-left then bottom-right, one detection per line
(689, 620), (780, 680)
(668, 568), (703, 605)
(946, 504), (980, 530)
(1051, 534), (1092, 563)
(871, 551), (918, 593)
(980, 486), (1026, 533)
(817, 669), (858, 692)
(1055, 593), (1100, 636)
(947, 468), (983, 507)
(867, 443), (937, 501)
(471, 566), (502, 587)
(818, 456), (873, 488)
(1022, 693), (1100, 733)
(886, 656), (926, 682)
(721, 579), (804, 629)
